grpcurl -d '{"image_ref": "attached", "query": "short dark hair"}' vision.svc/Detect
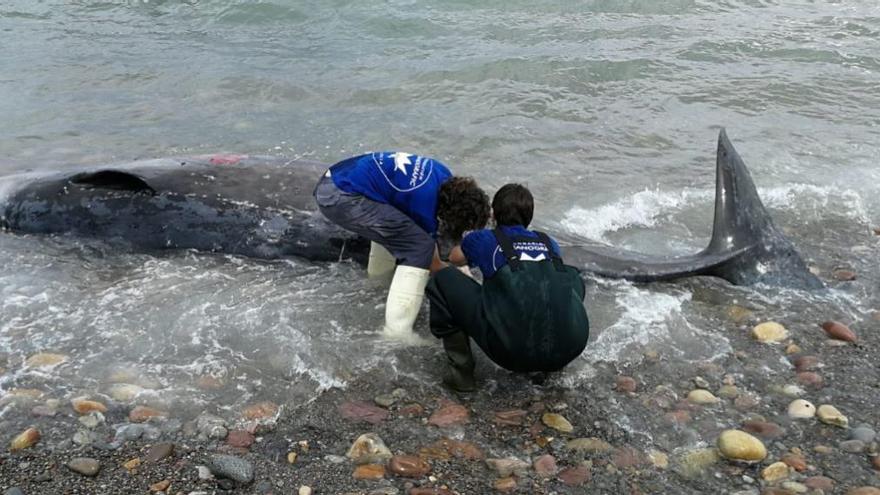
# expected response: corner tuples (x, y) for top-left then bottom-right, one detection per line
(492, 183), (533, 227)
(437, 177), (490, 240)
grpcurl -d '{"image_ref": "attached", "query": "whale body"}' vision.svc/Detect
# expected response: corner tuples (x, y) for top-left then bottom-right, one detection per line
(0, 130), (823, 289)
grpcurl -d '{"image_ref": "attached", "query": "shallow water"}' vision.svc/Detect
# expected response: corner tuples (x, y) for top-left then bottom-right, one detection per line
(1, 0), (879, 425)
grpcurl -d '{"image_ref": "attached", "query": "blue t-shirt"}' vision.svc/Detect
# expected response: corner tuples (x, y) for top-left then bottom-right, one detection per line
(329, 152), (452, 235)
(461, 225), (562, 279)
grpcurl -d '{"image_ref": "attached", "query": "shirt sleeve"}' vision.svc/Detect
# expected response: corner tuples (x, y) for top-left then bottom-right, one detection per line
(461, 229), (489, 267)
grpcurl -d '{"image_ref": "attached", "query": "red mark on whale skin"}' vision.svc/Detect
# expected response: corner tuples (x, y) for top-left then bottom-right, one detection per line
(209, 154), (246, 165)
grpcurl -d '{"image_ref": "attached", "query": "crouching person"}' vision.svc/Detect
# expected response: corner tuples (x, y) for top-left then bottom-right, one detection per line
(426, 184), (589, 391)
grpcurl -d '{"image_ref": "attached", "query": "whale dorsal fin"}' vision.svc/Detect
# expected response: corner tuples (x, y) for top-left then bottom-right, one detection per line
(69, 170), (156, 195)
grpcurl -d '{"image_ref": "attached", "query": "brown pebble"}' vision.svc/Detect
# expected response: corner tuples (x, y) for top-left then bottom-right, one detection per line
(226, 430), (255, 449)
(493, 409), (527, 426)
(742, 420), (784, 439)
(144, 443), (174, 463)
(493, 477), (517, 492)
(833, 269), (857, 281)
(129, 405), (164, 423)
(387, 455), (431, 478)
(803, 476), (834, 491)
(821, 321), (857, 342)
(873, 455), (880, 471)
(123, 458), (141, 471)
(781, 453), (807, 471)
(339, 401), (388, 424)
(813, 445), (833, 454)
(409, 489), (454, 495)
(428, 403), (469, 427)
(149, 479), (170, 492)
(848, 488), (880, 495)
(399, 403), (424, 417)
(243, 401), (280, 420)
(72, 399), (107, 415)
(558, 463), (591, 486)
(796, 371), (824, 388)
(9, 427), (41, 451)
(664, 410), (691, 424)
(353, 464), (385, 480)
(533, 454), (558, 477)
(612, 446), (648, 469)
(762, 489), (795, 495)
(615, 376), (637, 393)
(792, 355), (820, 372)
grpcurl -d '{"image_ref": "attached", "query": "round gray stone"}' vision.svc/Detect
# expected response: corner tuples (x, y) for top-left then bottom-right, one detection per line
(850, 426), (876, 443)
(67, 457), (101, 477)
(208, 454), (254, 484)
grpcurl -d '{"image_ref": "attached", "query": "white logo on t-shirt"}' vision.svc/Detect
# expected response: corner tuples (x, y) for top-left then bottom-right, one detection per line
(391, 152), (411, 175)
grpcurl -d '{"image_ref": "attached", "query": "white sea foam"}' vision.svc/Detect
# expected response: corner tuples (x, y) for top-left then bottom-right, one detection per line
(561, 183), (873, 242)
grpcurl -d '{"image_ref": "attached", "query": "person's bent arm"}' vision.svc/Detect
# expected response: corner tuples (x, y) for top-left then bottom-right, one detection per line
(449, 245), (467, 266)
(429, 245), (447, 273)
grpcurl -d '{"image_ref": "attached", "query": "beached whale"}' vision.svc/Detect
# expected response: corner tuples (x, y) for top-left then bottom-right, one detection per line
(0, 130), (823, 289)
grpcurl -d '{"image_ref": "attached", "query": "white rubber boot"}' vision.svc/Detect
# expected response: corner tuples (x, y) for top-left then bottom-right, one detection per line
(382, 265), (430, 343)
(367, 242), (396, 279)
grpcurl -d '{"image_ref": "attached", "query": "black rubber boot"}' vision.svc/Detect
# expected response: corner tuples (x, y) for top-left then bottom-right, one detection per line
(441, 331), (476, 393)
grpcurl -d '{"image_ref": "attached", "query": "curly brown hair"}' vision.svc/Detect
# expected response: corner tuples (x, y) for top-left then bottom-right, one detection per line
(436, 176), (490, 240)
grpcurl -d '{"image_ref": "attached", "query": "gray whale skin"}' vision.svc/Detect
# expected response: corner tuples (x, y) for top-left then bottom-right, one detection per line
(0, 129), (823, 289)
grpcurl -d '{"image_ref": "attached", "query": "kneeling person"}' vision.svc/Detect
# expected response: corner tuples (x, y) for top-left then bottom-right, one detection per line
(426, 184), (590, 391)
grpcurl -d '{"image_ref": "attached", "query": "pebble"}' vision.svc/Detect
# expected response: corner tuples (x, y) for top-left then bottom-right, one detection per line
(493, 477), (517, 492)
(848, 488), (880, 495)
(761, 461), (791, 482)
(674, 448), (719, 479)
(533, 454), (558, 477)
(785, 343), (802, 355)
(558, 462), (591, 486)
(792, 355), (820, 372)
(752, 322), (788, 343)
(693, 377), (710, 389)
(353, 464), (386, 480)
(813, 445), (833, 454)
(647, 449), (669, 469)
(832, 269), (857, 281)
(665, 410), (691, 424)
(616, 375), (638, 393)
(542, 413), (573, 432)
(195, 414), (228, 439)
(494, 409), (527, 426)
(851, 426), (876, 443)
(427, 403), (469, 427)
(71, 398), (107, 415)
(717, 430), (767, 462)
(287, 452), (297, 464)
(387, 455), (431, 478)
(817, 404), (848, 427)
(339, 401), (388, 425)
(115, 424), (147, 443)
(734, 394), (760, 411)
(4, 488), (25, 495)
(742, 421), (784, 439)
(196, 465), (214, 480)
(78, 412), (104, 429)
(129, 405), (165, 423)
(781, 384), (805, 398)
(67, 457), (101, 477)
(25, 353), (67, 368)
(780, 453), (806, 471)
(123, 458), (141, 471)
(226, 430), (255, 449)
(873, 456), (880, 471)
(780, 481), (808, 493)
(9, 427), (40, 451)
(150, 480), (171, 492)
(242, 401), (280, 421)
(208, 454), (254, 484)
(788, 399), (816, 419)
(298, 487), (312, 495)
(566, 437), (612, 454)
(687, 389), (720, 405)
(347, 433), (392, 465)
(145, 443), (175, 463)
(718, 385), (740, 399)
(803, 476), (834, 491)
(107, 383), (145, 402)
(374, 394), (397, 408)
(31, 405), (57, 417)
(796, 372), (824, 388)
(840, 440), (865, 453)
(485, 458), (530, 477)
(821, 321), (857, 342)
